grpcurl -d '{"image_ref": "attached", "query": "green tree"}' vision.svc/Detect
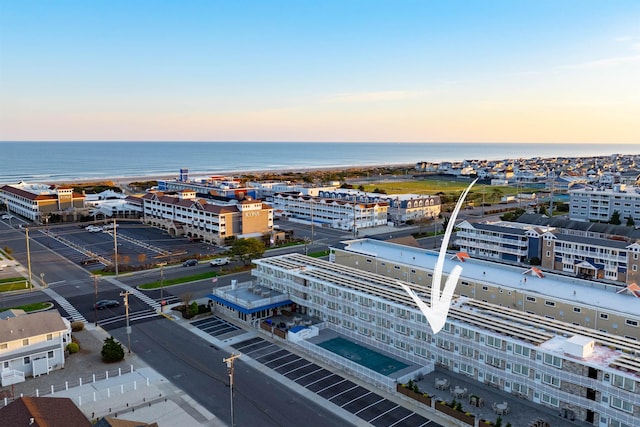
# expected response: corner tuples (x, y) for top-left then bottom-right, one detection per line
(538, 205), (547, 216)
(231, 238), (266, 265)
(500, 208), (526, 222)
(626, 216), (635, 227)
(490, 188), (503, 203)
(610, 210), (622, 225)
(441, 216), (450, 232)
(101, 336), (125, 363)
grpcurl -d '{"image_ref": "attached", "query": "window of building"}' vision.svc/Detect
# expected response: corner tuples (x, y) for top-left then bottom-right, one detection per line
(22, 339), (29, 346)
(626, 319), (639, 327)
(542, 373), (560, 387)
(573, 307), (581, 313)
(486, 336), (503, 349)
(23, 356), (30, 365)
(600, 313), (609, 320)
(47, 350), (54, 358)
(459, 363), (474, 376)
(0, 343), (7, 350)
(612, 374), (635, 391)
(512, 363), (529, 376)
(513, 343), (531, 357)
(610, 396), (633, 413)
(512, 382), (528, 396)
(541, 393), (559, 407)
(543, 353), (562, 368)
(46, 333), (53, 341)
(526, 296), (536, 303)
(545, 300), (556, 307)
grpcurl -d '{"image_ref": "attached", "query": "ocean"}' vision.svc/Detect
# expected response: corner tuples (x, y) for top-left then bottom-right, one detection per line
(0, 141), (637, 184)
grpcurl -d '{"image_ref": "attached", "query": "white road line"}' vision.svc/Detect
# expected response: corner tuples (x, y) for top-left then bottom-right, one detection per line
(367, 404), (400, 423)
(340, 391), (371, 408)
(354, 396), (385, 415)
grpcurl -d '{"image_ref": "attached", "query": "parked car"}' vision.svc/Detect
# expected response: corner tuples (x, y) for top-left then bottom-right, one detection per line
(183, 259), (198, 267)
(95, 300), (120, 310)
(210, 257), (230, 266)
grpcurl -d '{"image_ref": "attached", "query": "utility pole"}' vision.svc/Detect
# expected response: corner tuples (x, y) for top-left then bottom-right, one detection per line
(25, 228), (32, 290)
(352, 194), (357, 238)
(223, 353), (241, 427)
(93, 275), (99, 326)
(310, 198), (314, 243)
(119, 291), (132, 353)
(113, 218), (119, 276)
(158, 263), (166, 312)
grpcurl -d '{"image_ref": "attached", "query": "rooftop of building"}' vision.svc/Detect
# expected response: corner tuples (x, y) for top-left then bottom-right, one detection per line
(253, 253), (640, 378)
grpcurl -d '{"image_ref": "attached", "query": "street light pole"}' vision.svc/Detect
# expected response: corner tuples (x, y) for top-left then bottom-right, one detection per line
(223, 353), (241, 427)
(120, 291), (131, 353)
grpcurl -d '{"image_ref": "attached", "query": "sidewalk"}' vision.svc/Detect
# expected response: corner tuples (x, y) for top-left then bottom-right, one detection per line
(2, 325), (223, 426)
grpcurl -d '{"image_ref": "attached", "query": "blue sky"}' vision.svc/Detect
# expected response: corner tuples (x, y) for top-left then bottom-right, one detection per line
(1, 1), (639, 142)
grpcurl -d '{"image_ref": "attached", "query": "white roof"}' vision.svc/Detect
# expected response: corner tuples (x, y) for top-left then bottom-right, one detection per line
(340, 238), (640, 318)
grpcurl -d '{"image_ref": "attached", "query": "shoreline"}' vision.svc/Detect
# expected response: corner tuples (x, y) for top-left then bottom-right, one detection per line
(29, 163), (417, 187)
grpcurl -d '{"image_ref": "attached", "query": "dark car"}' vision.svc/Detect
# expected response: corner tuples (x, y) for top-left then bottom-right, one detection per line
(95, 300), (120, 310)
(183, 259), (198, 267)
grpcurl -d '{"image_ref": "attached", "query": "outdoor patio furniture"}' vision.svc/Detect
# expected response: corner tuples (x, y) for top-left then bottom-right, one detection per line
(435, 378), (449, 390)
(495, 402), (509, 415)
(452, 386), (467, 398)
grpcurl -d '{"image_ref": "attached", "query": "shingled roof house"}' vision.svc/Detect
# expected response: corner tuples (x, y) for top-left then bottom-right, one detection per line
(1, 311), (71, 386)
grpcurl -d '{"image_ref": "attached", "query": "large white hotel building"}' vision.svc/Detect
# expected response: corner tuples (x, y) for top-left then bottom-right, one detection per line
(229, 240), (640, 427)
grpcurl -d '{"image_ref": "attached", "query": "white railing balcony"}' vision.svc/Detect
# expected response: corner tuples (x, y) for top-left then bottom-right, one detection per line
(1, 369), (25, 386)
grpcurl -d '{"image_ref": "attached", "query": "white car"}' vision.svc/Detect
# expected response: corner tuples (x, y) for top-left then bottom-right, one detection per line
(210, 257), (230, 266)
(1, 214), (11, 220)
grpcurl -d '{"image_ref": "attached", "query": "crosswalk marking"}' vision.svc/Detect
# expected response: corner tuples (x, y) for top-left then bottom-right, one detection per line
(41, 287), (89, 324)
(104, 277), (161, 311)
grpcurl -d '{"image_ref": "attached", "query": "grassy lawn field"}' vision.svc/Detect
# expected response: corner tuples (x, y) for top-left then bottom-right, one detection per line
(360, 180), (537, 196)
(0, 302), (51, 313)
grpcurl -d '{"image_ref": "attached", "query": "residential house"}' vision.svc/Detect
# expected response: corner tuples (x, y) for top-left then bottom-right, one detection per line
(1, 311), (71, 386)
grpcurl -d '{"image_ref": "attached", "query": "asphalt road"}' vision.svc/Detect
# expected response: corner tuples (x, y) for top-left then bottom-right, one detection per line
(107, 320), (350, 427)
(0, 221), (361, 426)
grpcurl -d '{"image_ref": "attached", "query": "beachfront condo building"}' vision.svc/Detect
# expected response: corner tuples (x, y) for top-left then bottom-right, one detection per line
(316, 189), (441, 225)
(270, 192), (388, 232)
(569, 184), (640, 224)
(141, 190), (273, 245)
(454, 218), (640, 286)
(0, 182), (85, 223)
(243, 252), (639, 427)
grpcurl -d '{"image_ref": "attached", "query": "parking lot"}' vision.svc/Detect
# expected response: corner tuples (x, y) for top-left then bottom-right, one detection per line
(230, 335), (440, 427)
(31, 222), (218, 271)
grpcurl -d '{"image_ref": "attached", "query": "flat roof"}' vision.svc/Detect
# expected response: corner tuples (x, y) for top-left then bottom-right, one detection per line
(337, 238), (640, 319)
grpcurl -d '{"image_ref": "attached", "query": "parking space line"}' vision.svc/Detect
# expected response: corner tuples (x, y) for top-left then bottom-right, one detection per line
(281, 361), (314, 376)
(353, 396), (385, 415)
(304, 373), (340, 388)
(273, 356), (304, 370)
(236, 343), (275, 355)
(318, 378), (358, 400)
(340, 391), (372, 408)
(263, 352), (294, 364)
(389, 412), (415, 427)
(316, 378), (347, 394)
(291, 366), (324, 381)
(366, 404), (401, 423)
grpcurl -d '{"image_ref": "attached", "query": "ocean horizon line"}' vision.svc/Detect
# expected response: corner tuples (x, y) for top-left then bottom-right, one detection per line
(1, 140), (636, 145)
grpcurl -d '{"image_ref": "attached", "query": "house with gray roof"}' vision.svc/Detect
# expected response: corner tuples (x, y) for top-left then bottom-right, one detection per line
(0, 311), (71, 386)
